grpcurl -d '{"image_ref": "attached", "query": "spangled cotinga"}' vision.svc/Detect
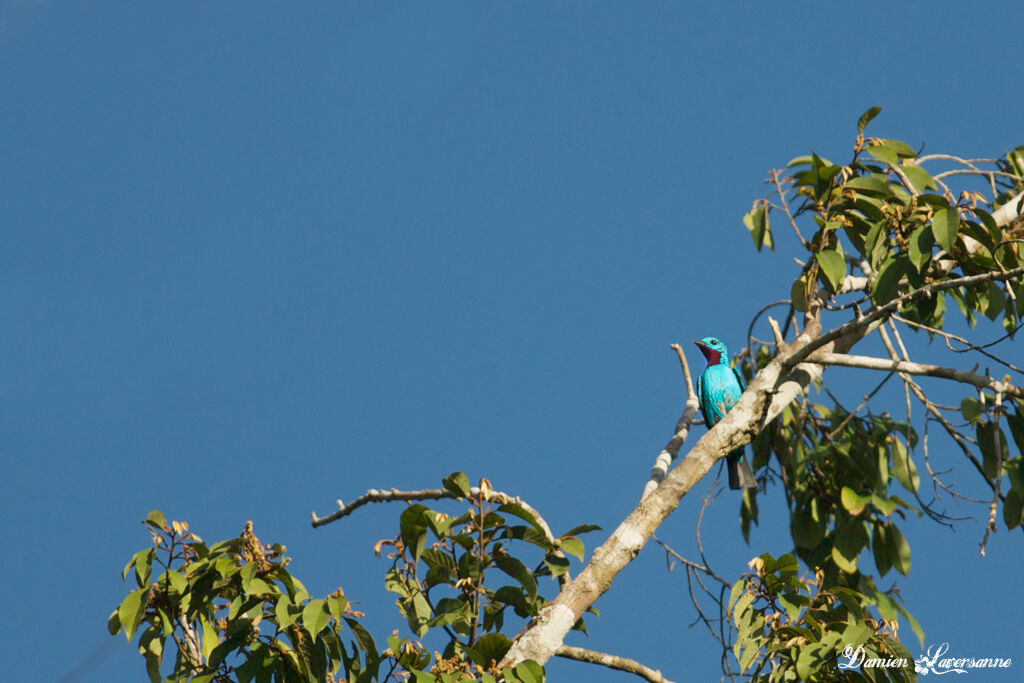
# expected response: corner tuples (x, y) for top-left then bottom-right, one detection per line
(694, 336), (757, 490)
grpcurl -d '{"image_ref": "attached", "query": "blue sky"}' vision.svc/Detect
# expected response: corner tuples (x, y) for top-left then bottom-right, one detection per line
(2, 3), (1022, 681)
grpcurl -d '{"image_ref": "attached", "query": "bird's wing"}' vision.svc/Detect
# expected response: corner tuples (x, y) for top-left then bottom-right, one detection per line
(696, 374), (712, 426)
(732, 364), (747, 392)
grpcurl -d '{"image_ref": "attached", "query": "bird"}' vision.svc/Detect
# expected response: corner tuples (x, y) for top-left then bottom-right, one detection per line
(694, 336), (757, 490)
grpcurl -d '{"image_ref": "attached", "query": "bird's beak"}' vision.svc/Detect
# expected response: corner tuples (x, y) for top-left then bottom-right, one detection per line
(693, 339), (706, 349)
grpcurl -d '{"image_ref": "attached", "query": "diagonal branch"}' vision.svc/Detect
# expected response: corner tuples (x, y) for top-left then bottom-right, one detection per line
(555, 646), (676, 683)
(809, 352), (1023, 398)
(641, 344), (701, 500)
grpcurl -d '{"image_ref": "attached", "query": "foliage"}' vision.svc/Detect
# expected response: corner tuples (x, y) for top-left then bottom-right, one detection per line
(377, 473), (599, 675)
(109, 510), (378, 683)
(720, 107), (1024, 680)
(113, 475), (597, 682)
(730, 553), (915, 682)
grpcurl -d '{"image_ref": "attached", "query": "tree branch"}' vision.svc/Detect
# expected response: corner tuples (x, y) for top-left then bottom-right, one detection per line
(809, 351), (1023, 398)
(641, 344), (700, 500)
(992, 189), (1024, 227)
(787, 266), (1024, 371)
(312, 487), (557, 545)
(555, 645), (676, 683)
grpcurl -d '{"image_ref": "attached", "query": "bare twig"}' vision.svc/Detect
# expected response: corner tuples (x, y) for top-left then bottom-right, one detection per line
(312, 487), (557, 545)
(555, 646), (675, 683)
(808, 351), (1022, 398)
(769, 169), (809, 249)
(892, 314), (1024, 375)
(651, 534), (729, 588)
(641, 344), (700, 500)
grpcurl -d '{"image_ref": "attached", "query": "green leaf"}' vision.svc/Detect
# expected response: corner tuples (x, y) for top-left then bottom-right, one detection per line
(774, 553), (799, 574)
(1005, 457), (1024, 492)
(879, 139), (918, 158)
(118, 586), (149, 640)
(507, 524), (553, 549)
(832, 520), (868, 573)
(107, 608), (121, 636)
(1004, 489), (1024, 530)
(867, 143), (899, 167)
(857, 106), (883, 134)
(160, 569), (188, 594)
(790, 511), (824, 550)
(514, 659), (544, 683)
(276, 594), (301, 629)
(871, 494), (899, 517)
(728, 579), (745, 611)
(931, 207), (959, 253)
(960, 397), (983, 425)
(816, 248), (846, 293)
(907, 224), (935, 272)
(871, 256), (907, 305)
(841, 622), (872, 648)
(344, 616), (379, 660)
(791, 272), (812, 313)
(872, 524), (888, 577)
(144, 509), (168, 532)
(796, 644), (828, 680)
(497, 503), (543, 531)
(811, 152), (840, 199)
(475, 633), (513, 668)
(198, 613), (220, 660)
(442, 472), (471, 498)
(844, 176), (892, 195)
(302, 599), (330, 636)
(901, 163), (936, 193)
(890, 438), (919, 493)
(240, 561), (258, 593)
(561, 523), (601, 536)
(400, 505), (430, 561)
(888, 522), (911, 575)
(495, 554), (537, 601)
(404, 591), (432, 637)
(840, 486), (871, 515)
(327, 593), (348, 622)
(744, 204), (774, 252)
(429, 597), (468, 627)
(558, 537), (585, 561)
(125, 547), (156, 587)
(978, 422), (1010, 480)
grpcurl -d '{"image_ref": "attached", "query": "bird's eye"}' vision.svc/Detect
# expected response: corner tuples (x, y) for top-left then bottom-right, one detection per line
(710, 339), (718, 345)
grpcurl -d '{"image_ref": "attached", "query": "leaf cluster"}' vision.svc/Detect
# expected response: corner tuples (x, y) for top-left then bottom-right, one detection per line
(110, 510), (375, 683)
(378, 472), (599, 678)
(730, 552), (915, 682)
(114, 475), (597, 682)
(747, 107), (1024, 336)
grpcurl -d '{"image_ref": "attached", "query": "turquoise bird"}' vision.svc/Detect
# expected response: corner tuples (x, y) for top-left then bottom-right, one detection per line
(694, 336), (757, 489)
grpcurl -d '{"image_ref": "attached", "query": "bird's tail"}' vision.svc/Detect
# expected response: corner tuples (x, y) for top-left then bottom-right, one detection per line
(727, 449), (757, 490)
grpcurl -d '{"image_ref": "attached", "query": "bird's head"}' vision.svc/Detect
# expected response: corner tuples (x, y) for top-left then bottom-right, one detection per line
(694, 336), (730, 365)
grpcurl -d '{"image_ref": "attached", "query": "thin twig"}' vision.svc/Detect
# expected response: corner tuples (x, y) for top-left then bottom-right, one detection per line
(555, 646), (675, 683)
(312, 487), (557, 546)
(892, 314), (1024, 375)
(809, 351), (1022, 398)
(641, 344), (701, 499)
